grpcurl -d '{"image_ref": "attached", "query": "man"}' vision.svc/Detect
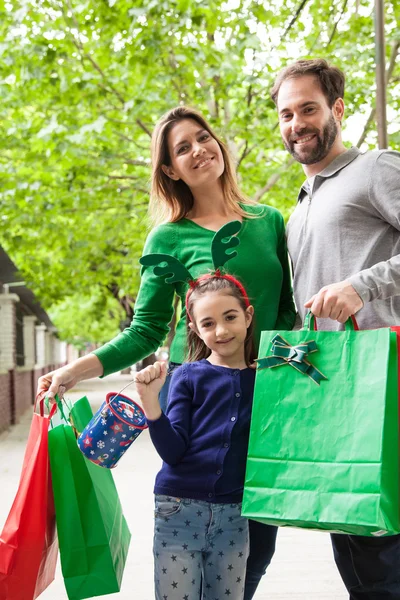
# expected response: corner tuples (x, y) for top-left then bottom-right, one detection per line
(271, 58), (400, 599)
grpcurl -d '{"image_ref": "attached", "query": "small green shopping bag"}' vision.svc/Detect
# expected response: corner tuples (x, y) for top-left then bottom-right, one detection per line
(242, 314), (400, 536)
(48, 396), (131, 600)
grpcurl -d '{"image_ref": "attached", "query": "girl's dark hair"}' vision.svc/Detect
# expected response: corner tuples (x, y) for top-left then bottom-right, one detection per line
(186, 276), (256, 367)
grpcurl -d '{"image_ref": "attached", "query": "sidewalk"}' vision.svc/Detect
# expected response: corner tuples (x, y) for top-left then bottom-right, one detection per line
(0, 374), (347, 599)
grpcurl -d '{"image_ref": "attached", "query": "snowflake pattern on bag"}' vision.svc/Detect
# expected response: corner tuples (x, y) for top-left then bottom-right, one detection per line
(77, 393), (147, 468)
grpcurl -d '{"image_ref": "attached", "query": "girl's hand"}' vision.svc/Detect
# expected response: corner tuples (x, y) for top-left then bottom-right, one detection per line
(134, 361), (167, 420)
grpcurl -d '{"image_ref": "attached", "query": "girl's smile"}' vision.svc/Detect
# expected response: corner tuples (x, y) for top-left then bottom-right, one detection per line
(216, 336), (235, 344)
(189, 290), (254, 369)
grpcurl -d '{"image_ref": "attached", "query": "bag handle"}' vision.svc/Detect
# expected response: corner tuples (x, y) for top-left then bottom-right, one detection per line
(34, 391), (58, 418)
(302, 311), (360, 332)
(106, 378), (148, 429)
(106, 392), (148, 429)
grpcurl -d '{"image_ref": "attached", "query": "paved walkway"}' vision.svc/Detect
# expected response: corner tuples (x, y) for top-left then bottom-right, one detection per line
(0, 374), (347, 599)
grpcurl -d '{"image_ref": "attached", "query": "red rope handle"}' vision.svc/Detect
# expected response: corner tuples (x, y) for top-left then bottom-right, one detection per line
(34, 390), (58, 418)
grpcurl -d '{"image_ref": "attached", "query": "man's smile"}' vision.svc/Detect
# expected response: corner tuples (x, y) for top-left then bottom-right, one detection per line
(293, 134), (316, 145)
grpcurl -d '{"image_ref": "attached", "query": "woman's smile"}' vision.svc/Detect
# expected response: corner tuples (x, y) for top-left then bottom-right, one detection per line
(193, 156), (214, 169)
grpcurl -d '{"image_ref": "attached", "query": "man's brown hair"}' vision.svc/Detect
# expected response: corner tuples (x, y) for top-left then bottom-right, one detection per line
(271, 58), (345, 108)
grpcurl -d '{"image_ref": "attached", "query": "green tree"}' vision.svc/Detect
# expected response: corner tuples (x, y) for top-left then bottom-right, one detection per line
(1, 0), (399, 342)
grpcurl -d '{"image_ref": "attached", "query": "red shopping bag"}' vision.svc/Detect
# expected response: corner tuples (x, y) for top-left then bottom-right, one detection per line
(0, 397), (58, 599)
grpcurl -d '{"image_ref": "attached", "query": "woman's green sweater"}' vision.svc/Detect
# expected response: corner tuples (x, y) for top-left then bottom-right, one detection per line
(94, 204), (296, 376)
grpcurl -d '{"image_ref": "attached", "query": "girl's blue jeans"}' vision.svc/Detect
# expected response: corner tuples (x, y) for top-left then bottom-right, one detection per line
(153, 495), (249, 599)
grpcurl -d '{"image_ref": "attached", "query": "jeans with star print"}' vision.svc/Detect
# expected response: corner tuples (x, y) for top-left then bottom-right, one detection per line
(153, 495), (249, 600)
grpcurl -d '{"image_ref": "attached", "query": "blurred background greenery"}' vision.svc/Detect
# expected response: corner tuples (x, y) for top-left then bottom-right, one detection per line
(1, 0), (399, 345)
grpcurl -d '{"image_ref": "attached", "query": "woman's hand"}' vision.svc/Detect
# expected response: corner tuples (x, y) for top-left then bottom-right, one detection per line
(134, 361), (167, 421)
(37, 367), (79, 402)
(36, 354), (104, 401)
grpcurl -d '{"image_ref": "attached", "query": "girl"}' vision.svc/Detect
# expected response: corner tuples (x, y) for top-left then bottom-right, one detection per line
(38, 106), (296, 598)
(135, 273), (256, 600)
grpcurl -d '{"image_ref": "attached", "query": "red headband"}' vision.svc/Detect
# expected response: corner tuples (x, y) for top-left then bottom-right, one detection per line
(185, 270), (250, 321)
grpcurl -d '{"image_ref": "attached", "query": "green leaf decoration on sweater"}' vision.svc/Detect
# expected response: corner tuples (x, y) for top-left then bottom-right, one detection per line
(211, 220), (242, 270)
(139, 254), (193, 284)
(139, 221), (242, 285)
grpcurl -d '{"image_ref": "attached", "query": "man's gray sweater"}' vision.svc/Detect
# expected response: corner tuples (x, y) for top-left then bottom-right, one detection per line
(287, 147), (400, 330)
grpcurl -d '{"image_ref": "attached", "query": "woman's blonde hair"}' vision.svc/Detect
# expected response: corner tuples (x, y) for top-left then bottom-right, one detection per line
(149, 106), (256, 225)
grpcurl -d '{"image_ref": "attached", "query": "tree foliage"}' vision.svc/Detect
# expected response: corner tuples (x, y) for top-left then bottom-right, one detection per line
(1, 0), (399, 343)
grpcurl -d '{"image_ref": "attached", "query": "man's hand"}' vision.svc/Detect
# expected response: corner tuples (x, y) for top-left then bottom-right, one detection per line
(304, 280), (363, 323)
(134, 361), (167, 421)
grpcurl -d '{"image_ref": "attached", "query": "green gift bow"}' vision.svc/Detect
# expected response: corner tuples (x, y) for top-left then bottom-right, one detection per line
(256, 334), (328, 385)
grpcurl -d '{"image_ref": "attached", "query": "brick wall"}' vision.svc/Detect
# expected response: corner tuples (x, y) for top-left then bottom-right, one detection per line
(0, 372), (11, 433)
(13, 369), (34, 423)
(0, 362), (76, 433)
(34, 367), (46, 382)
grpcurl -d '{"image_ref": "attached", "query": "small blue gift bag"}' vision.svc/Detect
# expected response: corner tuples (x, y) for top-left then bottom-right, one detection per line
(77, 392), (148, 468)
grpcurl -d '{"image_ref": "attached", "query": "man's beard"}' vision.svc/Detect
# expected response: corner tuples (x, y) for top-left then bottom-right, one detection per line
(284, 114), (338, 165)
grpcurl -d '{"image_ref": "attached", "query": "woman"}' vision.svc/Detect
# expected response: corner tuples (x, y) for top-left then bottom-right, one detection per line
(37, 106), (296, 599)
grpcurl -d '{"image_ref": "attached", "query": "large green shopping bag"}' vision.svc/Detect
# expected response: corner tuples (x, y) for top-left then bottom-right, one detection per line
(48, 396), (131, 600)
(242, 314), (400, 536)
